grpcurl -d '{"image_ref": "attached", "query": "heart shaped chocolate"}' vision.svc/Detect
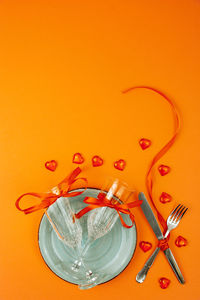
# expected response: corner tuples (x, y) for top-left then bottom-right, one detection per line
(72, 153), (84, 164)
(139, 138), (152, 150)
(158, 164), (170, 176)
(45, 160), (57, 172)
(139, 241), (152, 252)
(114, 159), (126, 171)
(159, 192), (172, 204)
(92, 155), (103, 167)
(175, 236), (188, 247)
(159, 277), (170, 289)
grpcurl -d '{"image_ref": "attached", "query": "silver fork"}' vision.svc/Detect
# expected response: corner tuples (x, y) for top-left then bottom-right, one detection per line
(136, 204), (188, 283)
(165, 204), (188, 237)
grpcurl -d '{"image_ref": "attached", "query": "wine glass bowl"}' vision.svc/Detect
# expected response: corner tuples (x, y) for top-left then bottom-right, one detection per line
(46, 197), (82, 249)
(86, 178), (135, 242)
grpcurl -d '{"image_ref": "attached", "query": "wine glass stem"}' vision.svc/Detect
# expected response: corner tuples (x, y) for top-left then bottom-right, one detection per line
(80, 237), (94, 258)
(72, 237), (94, 271)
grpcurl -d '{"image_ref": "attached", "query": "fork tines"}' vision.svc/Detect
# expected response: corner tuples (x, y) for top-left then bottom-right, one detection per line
(169, 204), (188, 223)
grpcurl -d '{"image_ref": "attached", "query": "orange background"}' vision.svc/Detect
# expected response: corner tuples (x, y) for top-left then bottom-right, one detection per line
(0, 0), (200, 299)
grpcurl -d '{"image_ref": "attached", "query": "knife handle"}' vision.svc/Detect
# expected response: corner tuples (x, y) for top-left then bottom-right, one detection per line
(136, 246), (185, 284)
(136, 247), (160, 283)
(164, 248), (185, 284)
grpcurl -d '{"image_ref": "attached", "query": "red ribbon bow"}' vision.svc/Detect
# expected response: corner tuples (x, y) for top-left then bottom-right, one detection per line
(15, 167), (87, 214)
(158, 237), (169, 251)
(75, 192), (142, 228)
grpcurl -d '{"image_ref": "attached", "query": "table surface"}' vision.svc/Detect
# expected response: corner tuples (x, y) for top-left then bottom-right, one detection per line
(0, 1), (200, 299)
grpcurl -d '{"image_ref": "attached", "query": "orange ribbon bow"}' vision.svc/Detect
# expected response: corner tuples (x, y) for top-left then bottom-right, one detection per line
(15, 167), (87, 214)
(75, 192), (142, 228)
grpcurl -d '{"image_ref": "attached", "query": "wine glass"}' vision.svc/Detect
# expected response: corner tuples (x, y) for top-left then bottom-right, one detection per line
(74, 178), (135, 289)
(46, 196), (98, 289)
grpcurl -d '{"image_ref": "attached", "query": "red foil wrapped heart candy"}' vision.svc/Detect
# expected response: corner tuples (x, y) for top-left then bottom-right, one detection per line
(139, 138), (152, 150)
(159, 277), (170, 289)
(139, 241), (152, 252)
(159, 192), (172, 204)
(92, 155), (103, 167)
(114, 159), (126, 171)
(158, 165), (170, 176)
(175, 236), (188, 247)
(72, 153), (85, 164)
(45, 160), (57, 172)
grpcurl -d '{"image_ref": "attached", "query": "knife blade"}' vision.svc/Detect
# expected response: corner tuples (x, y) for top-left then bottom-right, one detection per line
(139, 193), (164, 240)
(136, 192), (185, 284)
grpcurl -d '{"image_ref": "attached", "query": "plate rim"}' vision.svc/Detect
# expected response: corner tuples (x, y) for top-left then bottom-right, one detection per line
(38, 187), (138, 286)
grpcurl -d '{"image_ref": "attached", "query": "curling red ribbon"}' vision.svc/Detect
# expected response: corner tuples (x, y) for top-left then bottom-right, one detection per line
(122, 86), (180, 244)
(15, 167), (87, 214)
(75, 192), (142, 228)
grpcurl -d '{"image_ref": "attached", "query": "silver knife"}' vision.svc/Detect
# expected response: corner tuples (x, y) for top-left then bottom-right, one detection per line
(136, 192), (185, 284)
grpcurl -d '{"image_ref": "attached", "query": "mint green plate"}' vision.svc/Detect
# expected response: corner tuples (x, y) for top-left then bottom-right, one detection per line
(38, 188), (137, 285)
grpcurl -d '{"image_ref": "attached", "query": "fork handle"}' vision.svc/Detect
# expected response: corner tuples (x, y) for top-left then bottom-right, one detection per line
(163, 248), (185, 284)
(136, 247), (160, 283)
(136, 246), (185, 284)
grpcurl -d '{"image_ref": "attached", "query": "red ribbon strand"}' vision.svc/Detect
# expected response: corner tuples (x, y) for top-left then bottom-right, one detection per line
(15, 167), (87, 214)
(122, 86), (180, 244)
